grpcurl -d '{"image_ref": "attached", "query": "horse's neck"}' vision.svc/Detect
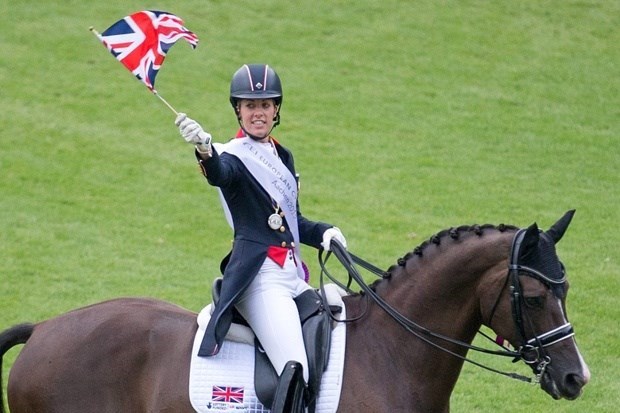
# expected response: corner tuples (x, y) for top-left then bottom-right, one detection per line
(343, 290), (470, 409)
(391, 232), (509, 334)
(340, 234), (509, 411)
(377, 258), (485, 342)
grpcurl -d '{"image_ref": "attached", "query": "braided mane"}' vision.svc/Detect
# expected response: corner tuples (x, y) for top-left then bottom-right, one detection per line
(386, 223), (519, 276)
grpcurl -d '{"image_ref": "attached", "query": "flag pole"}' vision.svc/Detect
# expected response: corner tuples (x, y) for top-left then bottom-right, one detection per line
(151, 91), (179, 115)
(89, 26), (179, 116)
(89, 26), (103, 40)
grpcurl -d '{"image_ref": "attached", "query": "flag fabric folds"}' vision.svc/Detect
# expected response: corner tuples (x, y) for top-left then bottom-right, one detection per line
(98, 10), (198, 90)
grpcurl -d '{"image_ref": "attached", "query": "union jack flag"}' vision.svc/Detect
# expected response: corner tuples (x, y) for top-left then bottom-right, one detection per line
(98, 10), (198, 90)
(211, 385), (245, 404)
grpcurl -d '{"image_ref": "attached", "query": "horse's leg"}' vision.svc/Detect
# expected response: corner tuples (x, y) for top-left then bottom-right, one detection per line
(9, 317), (150, 412)
(8, 299), (197, 413)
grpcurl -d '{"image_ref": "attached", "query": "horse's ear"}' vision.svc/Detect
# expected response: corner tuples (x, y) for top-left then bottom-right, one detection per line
(520, 222), (540, 257)
(545, 209), (576, 244)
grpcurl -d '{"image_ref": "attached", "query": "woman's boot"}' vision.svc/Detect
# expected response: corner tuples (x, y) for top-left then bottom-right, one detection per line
(271, 361), (306, 413)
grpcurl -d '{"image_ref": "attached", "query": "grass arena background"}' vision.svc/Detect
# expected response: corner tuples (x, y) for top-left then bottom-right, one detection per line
(1, 1), (618, 411)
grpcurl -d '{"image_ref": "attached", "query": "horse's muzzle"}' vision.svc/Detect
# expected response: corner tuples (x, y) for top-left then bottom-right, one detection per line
(540, 366), (589, 400)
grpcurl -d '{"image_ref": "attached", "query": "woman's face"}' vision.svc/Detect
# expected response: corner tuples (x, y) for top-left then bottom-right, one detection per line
(237, 99), (278, 141)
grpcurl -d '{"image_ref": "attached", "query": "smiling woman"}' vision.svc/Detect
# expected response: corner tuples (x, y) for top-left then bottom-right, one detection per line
(173, 63), (348, 412)
(236, 99), (279, 141)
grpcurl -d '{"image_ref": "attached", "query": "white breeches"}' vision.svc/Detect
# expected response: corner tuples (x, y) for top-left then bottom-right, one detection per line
(235, 249), (311, 383)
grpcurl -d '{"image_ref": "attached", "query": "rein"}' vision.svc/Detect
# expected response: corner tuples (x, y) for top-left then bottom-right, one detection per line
(318, 237), (568, 384)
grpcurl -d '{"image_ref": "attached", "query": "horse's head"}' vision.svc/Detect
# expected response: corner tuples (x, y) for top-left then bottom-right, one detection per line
(483, 210), (590, 400)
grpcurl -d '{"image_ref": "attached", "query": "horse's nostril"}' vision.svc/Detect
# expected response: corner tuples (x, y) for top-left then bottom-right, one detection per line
(563, 373), (586, 400)
(567, 373), (584, 387)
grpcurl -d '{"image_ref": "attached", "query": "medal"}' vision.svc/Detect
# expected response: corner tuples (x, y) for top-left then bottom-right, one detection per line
(268, 203), (284, 230)
(268, 213), (283, 230)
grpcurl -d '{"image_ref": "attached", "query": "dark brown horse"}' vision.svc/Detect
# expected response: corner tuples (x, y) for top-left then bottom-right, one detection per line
(1, 211), (589, 412)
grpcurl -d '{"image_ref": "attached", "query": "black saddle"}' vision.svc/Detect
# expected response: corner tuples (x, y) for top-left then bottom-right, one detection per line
(211, 278), (340, 412)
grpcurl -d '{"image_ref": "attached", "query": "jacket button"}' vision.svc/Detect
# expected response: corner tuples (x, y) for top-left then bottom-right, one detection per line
(281, 242), (287, 248)
(279, 226), (285, 232)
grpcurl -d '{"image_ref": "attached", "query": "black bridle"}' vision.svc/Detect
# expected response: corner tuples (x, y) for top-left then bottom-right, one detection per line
(318, 231), (574, 384)
(504, 229), (574, 376)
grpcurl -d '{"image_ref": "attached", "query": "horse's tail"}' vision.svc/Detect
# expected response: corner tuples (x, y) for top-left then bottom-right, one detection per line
(0, 323), (34, 413)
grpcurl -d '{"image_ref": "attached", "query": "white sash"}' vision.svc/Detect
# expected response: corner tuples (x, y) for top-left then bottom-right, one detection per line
(212, 137), (305, 280)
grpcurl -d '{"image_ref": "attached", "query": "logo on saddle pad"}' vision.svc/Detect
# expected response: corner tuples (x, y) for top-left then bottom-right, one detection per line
(212, 386), (245, 404)
(206, 385), (246, 411)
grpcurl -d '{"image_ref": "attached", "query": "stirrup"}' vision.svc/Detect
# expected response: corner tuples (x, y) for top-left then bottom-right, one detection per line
(271, 361), (306, 413)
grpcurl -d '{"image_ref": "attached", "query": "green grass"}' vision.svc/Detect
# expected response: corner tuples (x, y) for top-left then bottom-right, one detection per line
(1, 0), (618, 411)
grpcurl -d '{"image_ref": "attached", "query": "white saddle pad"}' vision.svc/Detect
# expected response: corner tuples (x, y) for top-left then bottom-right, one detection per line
(189, 284), (347, 413)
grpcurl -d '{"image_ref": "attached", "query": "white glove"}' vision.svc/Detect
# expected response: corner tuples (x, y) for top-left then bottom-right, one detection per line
(174, 113), (212, 145)
(321, 227), (347, 251)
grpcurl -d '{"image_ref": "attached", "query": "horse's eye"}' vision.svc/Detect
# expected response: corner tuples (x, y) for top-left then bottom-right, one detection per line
(524, 296), (544, 309)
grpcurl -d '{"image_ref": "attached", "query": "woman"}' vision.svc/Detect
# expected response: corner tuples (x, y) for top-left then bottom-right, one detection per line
(175, 64), (346, 412)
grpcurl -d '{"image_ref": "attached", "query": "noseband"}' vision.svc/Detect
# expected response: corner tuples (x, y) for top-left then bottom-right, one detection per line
(319, 229), (574, 384)
(507, 229), (574, 375)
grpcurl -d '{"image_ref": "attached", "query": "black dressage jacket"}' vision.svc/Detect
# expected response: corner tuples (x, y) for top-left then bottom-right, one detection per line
(195, 138), (331, 356)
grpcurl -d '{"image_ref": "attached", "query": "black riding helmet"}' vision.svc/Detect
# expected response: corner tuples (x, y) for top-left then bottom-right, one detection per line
(230, 64), (283, 128)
